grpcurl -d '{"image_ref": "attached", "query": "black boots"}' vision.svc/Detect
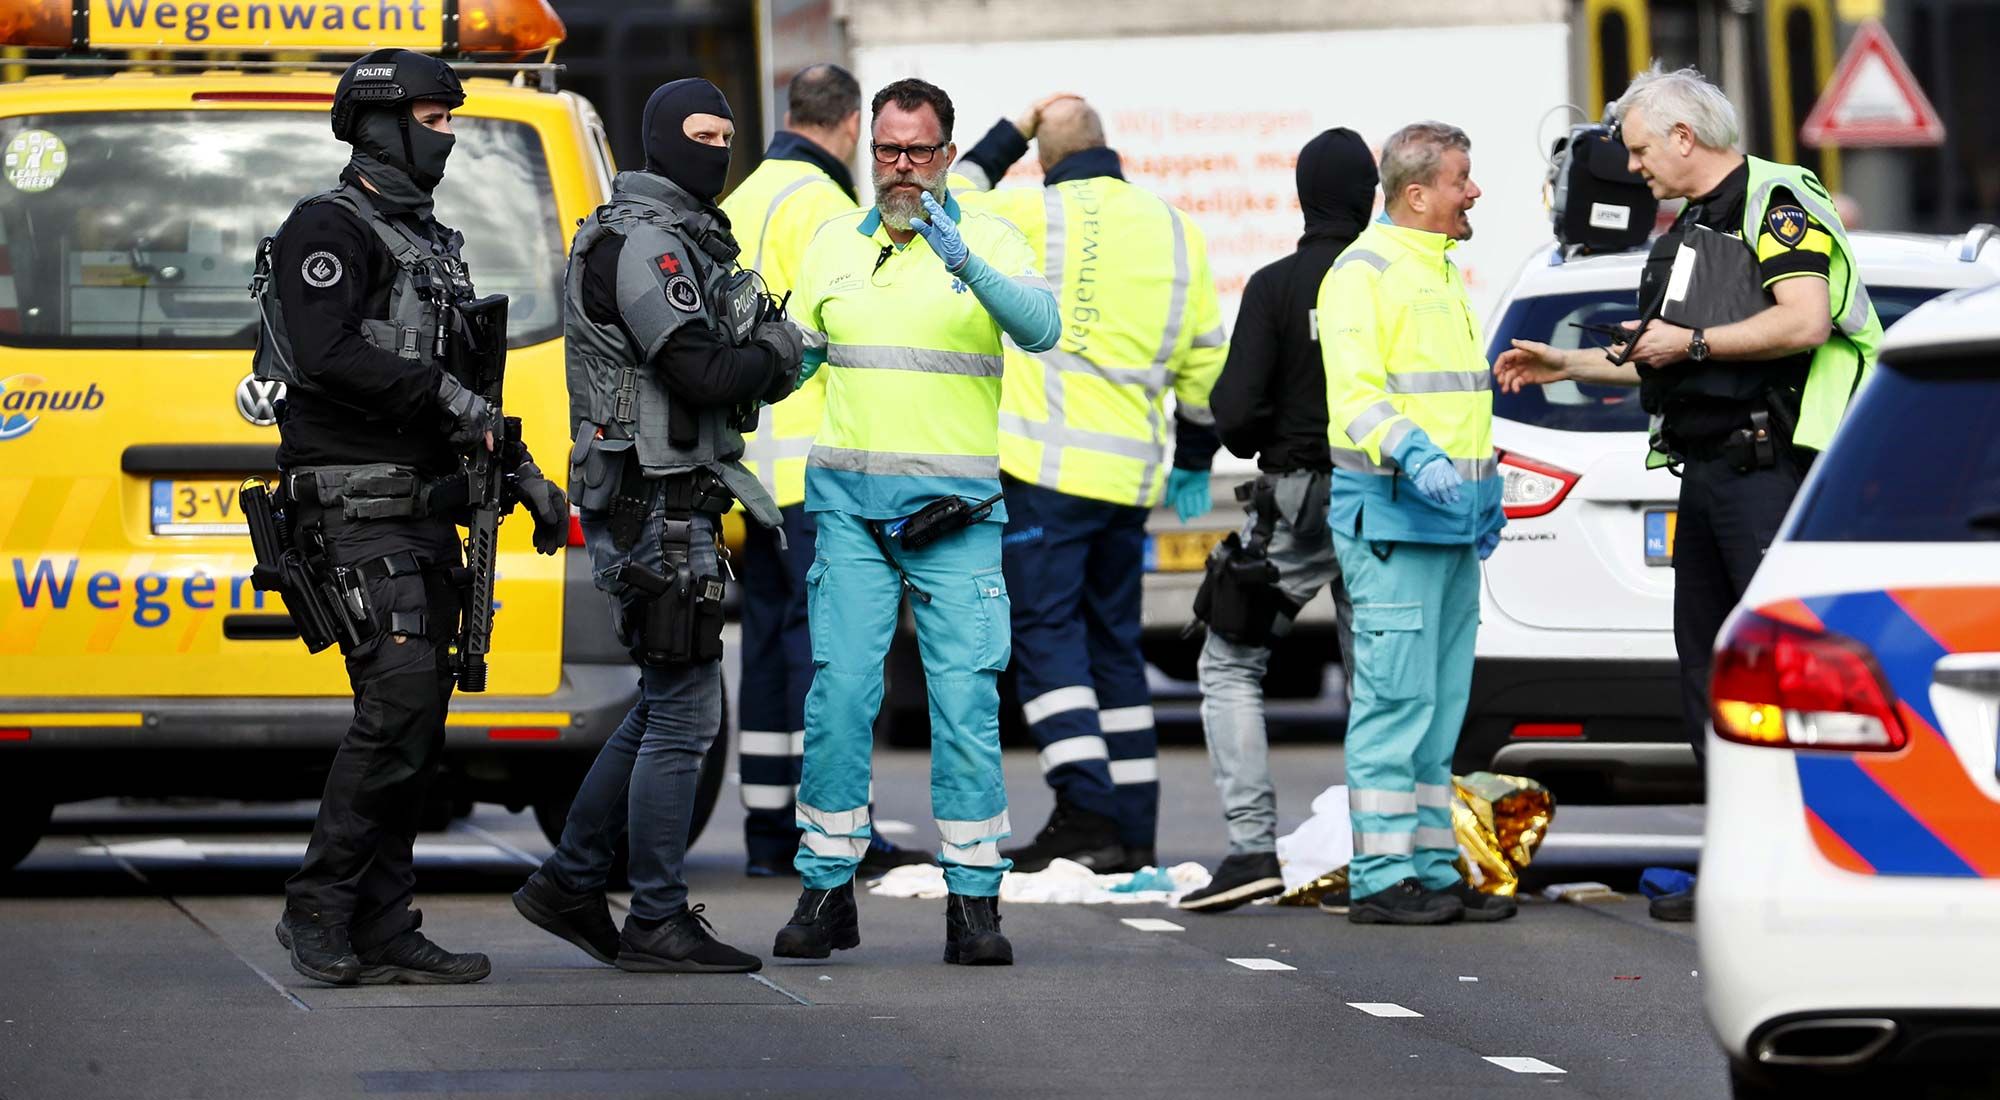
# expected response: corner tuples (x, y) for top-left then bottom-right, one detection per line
(772, 881), (860, 959)
(616, 904), (762, 973)
(275, 906), (361, 986)
(513, 873), (621, 965)
(1347, 877), (1465, 925)
(1000, 802), (1124, 873)
(1444, 881), (1519, 922)
(943, 893), (1013, 966)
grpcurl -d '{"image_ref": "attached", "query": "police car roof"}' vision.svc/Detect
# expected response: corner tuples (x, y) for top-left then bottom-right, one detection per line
(1877, 280), (2000, 361)
(1506, 227), (2000, 300)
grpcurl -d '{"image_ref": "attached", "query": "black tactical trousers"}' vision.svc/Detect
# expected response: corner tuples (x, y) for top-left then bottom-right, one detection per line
(284, 501), (463, 950)
(1671, 453), (1804, 761)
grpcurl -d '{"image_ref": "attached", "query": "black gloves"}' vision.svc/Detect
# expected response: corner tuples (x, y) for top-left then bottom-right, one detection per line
(755, 319), (806, 403)
(503, 449), (568, 556)
(437, 373), (500, 448)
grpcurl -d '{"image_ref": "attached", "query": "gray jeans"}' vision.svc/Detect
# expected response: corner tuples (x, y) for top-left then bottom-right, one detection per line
(1196, 469), (1355, 857)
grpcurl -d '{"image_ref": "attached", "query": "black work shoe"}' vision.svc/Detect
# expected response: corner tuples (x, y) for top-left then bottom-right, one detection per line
(858, 833), (934, 876)
(744, 854), (798, 879)
(274, 909), (361, 987)
(1348, 878), (1465, 926)
(1443, 880), (1519, 922)
(772, 881), (860, 959)
(999, 802), (1124, 873)
(943, 892), (1014, 966)
(616, 904), (762, 974)
(513, 873), (620, 965)
(356, 930), (492, 985)
(1649, 886), (1695, 922)
(1179, 852), (1284, 913)
(1316, 887), (1351, 916)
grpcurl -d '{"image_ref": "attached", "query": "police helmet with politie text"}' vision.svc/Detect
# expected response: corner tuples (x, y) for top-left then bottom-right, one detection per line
(331, 48), (466, 141)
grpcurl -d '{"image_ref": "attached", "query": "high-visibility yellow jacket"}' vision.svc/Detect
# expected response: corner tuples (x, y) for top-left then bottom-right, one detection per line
(1318, 220), (1504, 545)
(720, 146), (857, 508)
(792, 193), (1054, 521)
(961, 175), (1226, 508)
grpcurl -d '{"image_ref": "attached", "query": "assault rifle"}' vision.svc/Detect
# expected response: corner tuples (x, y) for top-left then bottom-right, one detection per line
(453, 293), (511, 693)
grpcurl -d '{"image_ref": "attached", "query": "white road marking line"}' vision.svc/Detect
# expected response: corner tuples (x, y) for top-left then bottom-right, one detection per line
(1542, 833), (1702, 850)
(1458, 976), (1479, 982)
(1348, 1002), (1423, 1018)
(876, 819), (916, 835)
(1227, 957), (1296, 971)
(78, 839), (508, 863)
(1120, 918), (1184, 932)
(1484, 1057), (1566, 1074)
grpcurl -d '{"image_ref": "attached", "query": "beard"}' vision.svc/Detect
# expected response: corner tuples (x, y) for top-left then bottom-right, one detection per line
(1454, 210), (1475, 242)
(876, 166), (947, 231)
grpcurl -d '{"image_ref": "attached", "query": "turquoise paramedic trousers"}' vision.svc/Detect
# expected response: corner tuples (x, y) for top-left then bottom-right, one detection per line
(793, 509), (1015, 895)
(1329, 530), (1480, 899)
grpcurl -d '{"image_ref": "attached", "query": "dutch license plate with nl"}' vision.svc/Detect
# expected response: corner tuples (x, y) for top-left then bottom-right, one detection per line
(1643, 508), (1677, 567)
(151, 478), (258, 535)
(1148, 530), (1228, 573)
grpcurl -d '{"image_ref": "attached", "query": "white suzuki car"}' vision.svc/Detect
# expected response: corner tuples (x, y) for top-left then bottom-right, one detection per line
(1468, 226), (2000, 799)
(1700, 281), (2000, 1098)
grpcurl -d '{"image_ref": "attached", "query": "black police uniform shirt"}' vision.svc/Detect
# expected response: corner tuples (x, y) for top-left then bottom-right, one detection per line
(578, 234), (791, 408)
(273, 166), (459, 474)
(1635, 161), (1834, 445)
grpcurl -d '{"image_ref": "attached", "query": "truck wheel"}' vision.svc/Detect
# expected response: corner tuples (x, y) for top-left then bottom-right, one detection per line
(0, 794), (52, 873)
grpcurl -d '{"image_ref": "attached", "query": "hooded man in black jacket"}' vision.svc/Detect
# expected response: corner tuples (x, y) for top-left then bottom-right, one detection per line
(1179, 128), (1379, 914)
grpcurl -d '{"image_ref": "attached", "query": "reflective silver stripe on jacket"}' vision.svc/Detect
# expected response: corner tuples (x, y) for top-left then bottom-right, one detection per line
(1385, 370), (1493, 395)
(1331, 449), (1498, 481)
(752, 174), (827, 272)
(1333, 249), (1390, 274)
(828, 343), (1004, 378)
(808, 444), (999, 480)
(741, 433), (815, 463)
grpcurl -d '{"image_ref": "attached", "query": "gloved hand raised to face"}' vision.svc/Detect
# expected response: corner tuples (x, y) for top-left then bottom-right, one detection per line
(910, 191), (970, 273)
(1410, 454), (1464, 506)
(437, 373), (500, 450)
(504, 454), (569, 556)
(1165, 467), (1212, 524)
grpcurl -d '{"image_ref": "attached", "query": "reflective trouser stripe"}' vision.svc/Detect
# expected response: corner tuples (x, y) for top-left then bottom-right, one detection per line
(1415, 783), (1453, 809)
(1098, 705), (1154, 733)
(1415, 826), (1458, 851)
(1108, 758), (1158, 785)
(1023, 685), (1098, 725)
(742, 784), (795, 810)
(1351, 788), (1419, 815)
(797, 802), (870, 836)
(1039, 735), (1109, 773)
(802, 830), (869, 860)
(938, 811), (1011, 868)
(739, 730), (806, 757)
(1353, 830), (1416, 856)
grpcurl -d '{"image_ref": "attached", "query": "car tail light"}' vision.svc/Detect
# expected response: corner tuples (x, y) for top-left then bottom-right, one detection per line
(1513, 722), (1584, 739)
(1709, 612), (1907, 751)
(489, 727), (560, 742)
(1497, 450), (1579, 520)
(0, 729), (28, 742)
(567, 505), (585, 548)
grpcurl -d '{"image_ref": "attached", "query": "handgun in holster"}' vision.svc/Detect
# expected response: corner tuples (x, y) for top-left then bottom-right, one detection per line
(887, 491), (1003, 551)
(615, 472), (731, 665)
(241, 478), (364, 654)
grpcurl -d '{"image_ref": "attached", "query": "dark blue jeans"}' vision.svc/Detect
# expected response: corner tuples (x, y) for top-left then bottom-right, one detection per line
(541, 508), (722, 922)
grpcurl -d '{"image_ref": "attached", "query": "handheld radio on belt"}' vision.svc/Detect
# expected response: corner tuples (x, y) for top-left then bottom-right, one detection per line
(887, 491), (1004, 551)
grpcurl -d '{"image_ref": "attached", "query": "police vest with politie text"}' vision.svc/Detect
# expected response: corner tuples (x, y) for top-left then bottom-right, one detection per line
(564, 170), (782, 526)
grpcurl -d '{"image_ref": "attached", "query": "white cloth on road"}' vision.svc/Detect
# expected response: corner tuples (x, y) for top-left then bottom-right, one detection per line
(1275, 784), (1355, 892)
(867, 859), (1212, 904)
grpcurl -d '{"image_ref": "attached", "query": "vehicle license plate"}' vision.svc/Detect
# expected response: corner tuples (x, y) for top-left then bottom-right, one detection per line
(1643, 508), (1677, 567)
(151, 478), (258, 535)
(1148, 530), (1228, 573)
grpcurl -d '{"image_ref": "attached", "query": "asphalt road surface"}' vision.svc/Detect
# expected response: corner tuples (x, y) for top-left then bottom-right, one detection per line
(0, 723), (1721, 1100)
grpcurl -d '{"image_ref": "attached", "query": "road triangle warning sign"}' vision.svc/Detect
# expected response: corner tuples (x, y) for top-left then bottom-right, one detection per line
(1801, 20), (1946, 148)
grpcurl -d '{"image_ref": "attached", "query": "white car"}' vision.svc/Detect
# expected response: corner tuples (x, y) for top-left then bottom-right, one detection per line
(1700, 281), (2000, 1098)
(1468, 225), (2000, 799)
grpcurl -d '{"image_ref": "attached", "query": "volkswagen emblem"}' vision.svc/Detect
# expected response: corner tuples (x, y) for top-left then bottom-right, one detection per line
(236, 374), (285, 427)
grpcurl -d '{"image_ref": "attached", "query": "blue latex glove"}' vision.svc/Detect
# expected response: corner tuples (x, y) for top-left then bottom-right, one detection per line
(910, 191), (970, 272)
(1410, 455), (1464, 506)
(1165, 467), (1211, 524)
(1477, 529), (1500, 560)
(795, 347), (824, 388)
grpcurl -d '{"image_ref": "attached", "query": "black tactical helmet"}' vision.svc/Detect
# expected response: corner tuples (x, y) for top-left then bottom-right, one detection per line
(331, 49), (466, 142)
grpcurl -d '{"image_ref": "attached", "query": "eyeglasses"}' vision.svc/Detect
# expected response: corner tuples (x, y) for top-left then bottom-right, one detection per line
(871, 142), (946, 166)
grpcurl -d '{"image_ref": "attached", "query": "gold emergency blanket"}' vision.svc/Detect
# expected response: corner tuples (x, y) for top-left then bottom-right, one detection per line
(1277, 772), (1555, 905)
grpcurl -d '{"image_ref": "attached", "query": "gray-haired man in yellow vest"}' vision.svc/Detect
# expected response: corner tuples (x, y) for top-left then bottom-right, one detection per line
(1496, 63), (1882, 924)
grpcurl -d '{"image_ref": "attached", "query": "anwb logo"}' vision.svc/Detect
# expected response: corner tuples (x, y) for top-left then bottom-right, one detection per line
(0, 375), (107, 442)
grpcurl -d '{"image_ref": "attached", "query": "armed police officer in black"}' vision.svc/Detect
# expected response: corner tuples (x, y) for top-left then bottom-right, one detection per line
(263, 50), (567, 986)
(511, 80), (804, 974)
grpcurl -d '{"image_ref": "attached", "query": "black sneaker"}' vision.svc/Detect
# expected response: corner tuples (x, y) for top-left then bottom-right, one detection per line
(274, 907), (361, 987)
(1443, 880), (1519, 923)
(1316, 887), (1351, 916)
(513, 873), (620, 965)
(1348, 878), (1465, 926)
(772, 881), (860, 959)
(943, 892), (1013, 966)
(999, 802), (1124, 873)
(858, 833), (934, 876)
(1649, 886), (1695, 922)
(616, 904), (762, 974)
(1178, 852), (1284, 913)
(355, 930), (492, 985)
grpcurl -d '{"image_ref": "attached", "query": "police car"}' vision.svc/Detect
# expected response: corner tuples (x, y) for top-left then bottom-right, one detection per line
(1468, 225), (2000, 799)
(0, 0), (727, 871)
(1700, 281), (2000, 1098)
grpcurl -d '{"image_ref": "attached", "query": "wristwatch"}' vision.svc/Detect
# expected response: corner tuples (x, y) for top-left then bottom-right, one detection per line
(1688, 327), (1710, 362)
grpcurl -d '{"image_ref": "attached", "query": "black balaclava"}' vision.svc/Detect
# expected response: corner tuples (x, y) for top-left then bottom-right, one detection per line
(642, 78), (734, 203)
(1296, 127), (1378, 241)
(351, 106), (454, 213)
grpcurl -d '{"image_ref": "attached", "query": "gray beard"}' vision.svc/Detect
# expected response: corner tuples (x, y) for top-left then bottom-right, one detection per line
(877, 180), (942, 231)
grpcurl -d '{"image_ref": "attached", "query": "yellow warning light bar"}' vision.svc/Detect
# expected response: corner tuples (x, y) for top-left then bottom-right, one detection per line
(0, 0), (563, 56)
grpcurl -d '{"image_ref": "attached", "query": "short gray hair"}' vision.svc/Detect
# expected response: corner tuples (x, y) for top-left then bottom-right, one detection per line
(1380, 122), (1471, 209)
(1612, 63), (1740, 150)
